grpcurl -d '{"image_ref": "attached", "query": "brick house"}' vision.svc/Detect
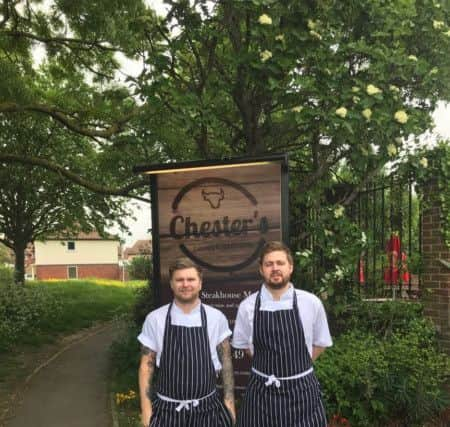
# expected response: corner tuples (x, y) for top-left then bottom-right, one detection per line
(123, 239), (152, 261)
(31, 231), (122, 280)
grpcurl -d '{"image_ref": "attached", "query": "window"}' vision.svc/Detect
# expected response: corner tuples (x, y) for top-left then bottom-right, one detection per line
(67, 241), (75, 251)
(68, 266), (77, 279)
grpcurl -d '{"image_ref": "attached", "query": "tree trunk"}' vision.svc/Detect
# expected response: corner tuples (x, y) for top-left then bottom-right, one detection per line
(13, 241), (26, 285)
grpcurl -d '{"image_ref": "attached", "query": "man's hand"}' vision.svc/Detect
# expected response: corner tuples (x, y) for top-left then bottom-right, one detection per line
(224, 397), (236, 425)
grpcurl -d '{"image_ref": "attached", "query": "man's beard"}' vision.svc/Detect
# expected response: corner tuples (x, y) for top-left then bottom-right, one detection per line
(265, 275), (290, 289)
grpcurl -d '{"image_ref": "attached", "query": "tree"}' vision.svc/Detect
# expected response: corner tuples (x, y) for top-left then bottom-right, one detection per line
(127, 255), (152, 280)
(134, 0), (449, 290)
(0, 114), (129, 283)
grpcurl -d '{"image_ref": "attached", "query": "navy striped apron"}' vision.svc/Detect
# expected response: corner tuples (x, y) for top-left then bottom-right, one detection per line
(237, 290), (327, 427)
(150, 303), (232, 427)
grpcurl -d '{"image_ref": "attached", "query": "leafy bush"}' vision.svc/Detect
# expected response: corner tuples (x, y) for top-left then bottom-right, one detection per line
(127, 256), (152, 281)
(0, 282), (63, 351)
(316, 302), (449, 427)
(0, 265), (14, 284)
(132, 283), (153, 327)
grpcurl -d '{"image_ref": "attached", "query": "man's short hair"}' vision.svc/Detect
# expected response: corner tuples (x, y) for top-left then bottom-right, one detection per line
(259, 241), (294, 265)
(168, 257), (203, 280)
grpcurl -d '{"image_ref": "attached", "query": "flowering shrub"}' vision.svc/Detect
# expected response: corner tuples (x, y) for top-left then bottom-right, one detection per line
(0, 282), (63, 351)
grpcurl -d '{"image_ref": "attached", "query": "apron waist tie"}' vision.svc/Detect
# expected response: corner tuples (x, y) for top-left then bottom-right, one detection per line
(252, 367), (314, 388)
(156, 389), (216, 412)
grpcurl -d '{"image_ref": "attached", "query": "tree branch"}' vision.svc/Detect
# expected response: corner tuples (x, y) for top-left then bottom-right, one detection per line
(0, 154), (150, 202)
(0, 102), (138, 138)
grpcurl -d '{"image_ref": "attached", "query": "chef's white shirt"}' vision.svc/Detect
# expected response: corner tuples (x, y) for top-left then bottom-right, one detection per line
(232, 284), (332, 357)
(138, 302), (232, 371)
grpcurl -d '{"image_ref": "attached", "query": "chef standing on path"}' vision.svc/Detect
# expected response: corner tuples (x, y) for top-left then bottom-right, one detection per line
(138, 258), (235, 427)
(232, 241), (332, 427)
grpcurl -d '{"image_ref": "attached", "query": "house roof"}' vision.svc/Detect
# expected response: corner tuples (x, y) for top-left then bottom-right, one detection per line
(124, 239), (152, 258)
(44, 230), (120, 241)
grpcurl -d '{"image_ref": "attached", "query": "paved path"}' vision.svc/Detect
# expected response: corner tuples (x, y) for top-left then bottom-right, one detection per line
(5, 322), (122, 427)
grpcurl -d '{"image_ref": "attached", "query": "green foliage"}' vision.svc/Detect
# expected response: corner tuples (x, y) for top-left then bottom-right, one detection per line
(316, 301), (450, 427)
(0, 279), (144, 352)
(127, 256), (152, 281)
(0, 282), (63, 351)
(132, 283), (154, 327)
(0, 265), (14, 284)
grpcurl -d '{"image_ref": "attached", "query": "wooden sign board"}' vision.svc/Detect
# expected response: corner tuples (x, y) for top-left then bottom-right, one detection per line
(135, 155), (289, 391)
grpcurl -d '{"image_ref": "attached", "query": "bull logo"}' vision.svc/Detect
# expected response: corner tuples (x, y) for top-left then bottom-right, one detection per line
(202, 187), (224, 209)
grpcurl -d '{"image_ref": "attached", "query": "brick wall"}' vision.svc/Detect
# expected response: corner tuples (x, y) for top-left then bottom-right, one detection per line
(421, 181), (450, 355)
(36, 264), (121, 281)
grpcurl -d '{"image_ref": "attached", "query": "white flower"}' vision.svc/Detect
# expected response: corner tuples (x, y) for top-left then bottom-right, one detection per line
(445, 30), (450, 37)
(387, 143), (397, 157)
(429, 67), (438, 75)
(260, 50), (272, 62)
(361, 231), (367, 245)
(299, 249), (312, 258)
(394, 110), (408, 124)
(408, 55), (418, 61)
(352, 96), (360, 103)
(335, 107), (348, 118)
(389, 85), (400, 92)
(291, 106), (303, 113)
(419, 157), (428, 168)
(433, 20), (445, 29)
(334, 205), (345, 218)
(324, 229), (334, 236)
(352, 86), (360, 93)
(395, 137), (403, 144)
(275, 34), (285, 42)
(331, 247), (341, 255)
(362, 108), (372, 120)
(258, 14), (272, 25)
(307, 19), (316, 30)
(309, 30), (322, 40)
(334, 266), (344, 280)
(366, 84), (382, 95)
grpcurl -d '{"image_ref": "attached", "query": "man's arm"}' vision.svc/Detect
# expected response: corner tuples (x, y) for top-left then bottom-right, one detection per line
(312, 345), (326, 362)
(217, 338), (236, 424)
(138, 345), (157, 427)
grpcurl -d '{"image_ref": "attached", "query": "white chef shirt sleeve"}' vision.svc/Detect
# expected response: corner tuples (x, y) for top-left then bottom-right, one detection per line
(137, 313), (159, 352)
(232, 301), (252, 349)
(216, 311), (232, 345)
(312, 300), (333, 348)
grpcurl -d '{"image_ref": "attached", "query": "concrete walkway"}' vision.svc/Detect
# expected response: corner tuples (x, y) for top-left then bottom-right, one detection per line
(4, 322), (122, 427)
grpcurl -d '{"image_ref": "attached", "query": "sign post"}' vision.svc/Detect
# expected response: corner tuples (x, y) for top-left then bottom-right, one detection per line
(134, 155), (289, 391)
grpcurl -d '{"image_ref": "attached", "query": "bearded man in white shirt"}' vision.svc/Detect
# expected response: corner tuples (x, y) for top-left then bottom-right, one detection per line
(138, 258), (235, 427)
(232, 241), (332, 427)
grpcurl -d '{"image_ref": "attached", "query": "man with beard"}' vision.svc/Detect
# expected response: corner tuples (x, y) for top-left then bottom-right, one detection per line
(232, 241), (332, 427)
(138, 258), (235, 427)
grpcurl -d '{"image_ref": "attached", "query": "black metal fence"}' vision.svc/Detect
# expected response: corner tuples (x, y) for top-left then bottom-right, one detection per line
(348, 173), (422, 299)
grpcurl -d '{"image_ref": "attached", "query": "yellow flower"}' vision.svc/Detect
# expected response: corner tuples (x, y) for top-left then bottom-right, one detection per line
(334, 205), (345, 218)
(258, 14), (272, 25)
(260, 50), (272, 62)
(387, 144), (397, 157)
(389, 85), (400, 92)
(444, 30), (450, 37)
(335, 107), (348, 118)
(307, 19), (316, 30)
(366, 84), (382, 95)
(352, 96), (360, 103)
(291, 106), (303, 113)
(433, 20), (445, 29)
(275, 34), (285, 42)
(394, 110), (408, 124)
(309, 30), (322, 40)
(408, 55), (418, 61)
(362, 108), (372, 120)
(351, 86), (360, 93)
(419, 157), (428, 168)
